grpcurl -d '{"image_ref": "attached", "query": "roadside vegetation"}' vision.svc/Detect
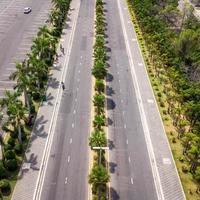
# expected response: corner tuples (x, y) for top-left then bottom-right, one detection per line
(127, 0), (200, 199)
(88, 0), (110, 199)
(0, 0), (71, 199)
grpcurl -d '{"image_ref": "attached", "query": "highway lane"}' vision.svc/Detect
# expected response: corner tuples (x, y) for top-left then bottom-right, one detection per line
(0, 0), (51, 97)
(40, 0), (94, 199)
(105, 0), (158, 199)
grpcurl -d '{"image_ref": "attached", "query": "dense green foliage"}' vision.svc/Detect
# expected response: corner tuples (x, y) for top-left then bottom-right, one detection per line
(128, 0), (200, 188)
(89, 0), (110, 199)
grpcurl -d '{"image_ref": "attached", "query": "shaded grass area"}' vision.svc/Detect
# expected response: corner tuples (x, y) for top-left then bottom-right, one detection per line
(126, 2), (200, 200)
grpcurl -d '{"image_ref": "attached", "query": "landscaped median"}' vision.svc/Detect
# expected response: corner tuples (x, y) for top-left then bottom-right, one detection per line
(88, 0), (110, 199)
(0, 0), (71, 199)
(126, 0), (200, 199)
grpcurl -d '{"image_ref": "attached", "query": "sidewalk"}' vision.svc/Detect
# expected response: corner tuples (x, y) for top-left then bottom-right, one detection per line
(11, 0), (80, 199)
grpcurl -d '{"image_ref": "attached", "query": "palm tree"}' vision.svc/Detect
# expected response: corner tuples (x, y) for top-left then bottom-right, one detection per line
(89, 130), (106, 148)
(94, 47), (106, 63)
(28, 53), (48, 90)
(93, 115), (105, 130)
(9, 61), (32, 115)
(95, 79), (105, 93)
(7, 100), (27, 143)
(88, 164), (110, 199)
(92, 60), (107, 79)
(93, 94), (105, 114)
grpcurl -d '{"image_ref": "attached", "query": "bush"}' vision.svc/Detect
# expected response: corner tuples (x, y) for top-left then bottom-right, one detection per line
(14, 143), (23, 154)
(5, 159), (18, 171)
(7, 137), (15, 146)
(172, 137), (176, 143)
(3, 144), (12, 152)
(160, 101), (165, 107)
(0, 162), (7, 179)
(10, 130), (18, 139)
(157, 92), (162, 97)
(182, 165), (189, 173)
(0, 179), (11, 195)
(4, 150), (15, 160)
(163, 110), (167, 115)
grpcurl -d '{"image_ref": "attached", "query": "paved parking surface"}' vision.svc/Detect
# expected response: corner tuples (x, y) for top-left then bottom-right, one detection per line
(0, 0), (52, 97)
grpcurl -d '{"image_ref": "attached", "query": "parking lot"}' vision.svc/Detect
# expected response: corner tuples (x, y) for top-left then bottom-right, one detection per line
(0, 0), (52, 98)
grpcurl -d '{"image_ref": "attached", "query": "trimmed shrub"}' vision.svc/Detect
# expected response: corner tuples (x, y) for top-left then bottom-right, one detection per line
(5, 159), (18, 171)
(14, 143), (23, 154)
(0, 162), (7, 179)
(7, 137), (15, 146)
(3, 144), (12, 152)
(0, 179), (11, 195)
(4, 150), (16, 160)
(182, 165), (189, 173)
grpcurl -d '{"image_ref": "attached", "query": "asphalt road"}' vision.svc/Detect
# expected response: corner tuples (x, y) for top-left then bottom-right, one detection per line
(105, 0), (158, 199)
(0, 0), (51, 97)
(40, 0), (94, 199)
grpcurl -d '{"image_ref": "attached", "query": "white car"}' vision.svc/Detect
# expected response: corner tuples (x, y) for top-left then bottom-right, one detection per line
(24, 7), (31, 14)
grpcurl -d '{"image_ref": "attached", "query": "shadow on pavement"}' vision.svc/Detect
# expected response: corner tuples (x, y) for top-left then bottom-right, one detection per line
(106, 85), (115, 96)
(106, 98), (116, 110)
(107, 117), (113, 126)
(110, 187), (120, 200)
(109, 162), (117, 173)
(48, 77), (60, 89)
(106, 73), (113, 82)
(108, 139), (115, 149)
(18, 153), (39, 179)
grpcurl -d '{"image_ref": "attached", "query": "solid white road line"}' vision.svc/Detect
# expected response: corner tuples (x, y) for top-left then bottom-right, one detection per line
(70, 138), (72, 144)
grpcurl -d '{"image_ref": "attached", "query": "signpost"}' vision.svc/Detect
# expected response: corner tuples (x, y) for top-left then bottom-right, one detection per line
(92, 146), (109, 165)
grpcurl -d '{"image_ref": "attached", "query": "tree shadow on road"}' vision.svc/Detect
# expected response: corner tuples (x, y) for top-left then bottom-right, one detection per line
(106, 85), (115, 96)
(106, 73), (113, 82)
(109, 162), (117, 173)
(108, 139), (115, 149)
(106, 98), (116, 110)
(48, 77), (60, 89)
(110, 187), (120, 200)
(107, 117), (113, 126)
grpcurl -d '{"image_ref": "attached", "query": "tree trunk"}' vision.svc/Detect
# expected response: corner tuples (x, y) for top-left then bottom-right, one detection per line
(24, 89), (31, 116)
(18, 126), (22, 144)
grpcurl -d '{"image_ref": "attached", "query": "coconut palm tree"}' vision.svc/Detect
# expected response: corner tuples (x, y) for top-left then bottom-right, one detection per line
(95, 79), (105, 94)
(93, 94), (105, 114)
(89, 130), (106, 148)
(92, 60), (107, 80)
(93, 115), (105, 130)
(9, 61), (32, 115)
(88, 164), (110, 200)
(7, 100), (27, 144)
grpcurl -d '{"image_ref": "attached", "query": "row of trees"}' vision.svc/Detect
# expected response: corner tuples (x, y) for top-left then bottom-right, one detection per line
(128, 0), (200, 192)
(88, 0), (110, 199)
(0, 0), (71, 197)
